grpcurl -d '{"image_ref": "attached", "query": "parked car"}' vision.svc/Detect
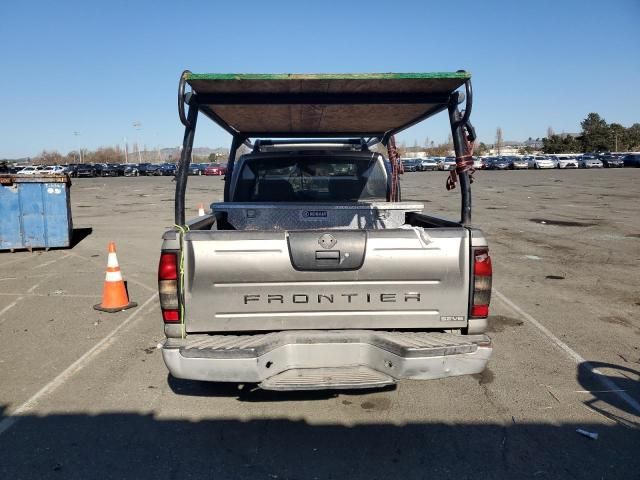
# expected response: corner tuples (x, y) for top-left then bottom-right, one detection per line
(529, 156), (555, 169)
(438, 157), (456, 171)
(65, 164), (79, 177)
(137, 163), (151, 175)
(157, 163), (177, 176)
(123, 164), (140, 176)
(578, 155), (603, 169)
(416, 158), (438, 171)
(554, 156), (578, 169)
(94, 163), (119, 177)
(622, 153), (640, 167)
(488, 157), (509, 170)
(401, 159), (418, 172)
(477, 157), (492, 170)
(16, 166), (43, 175)
(508, 156), (528, 169)
(116, 163), (136, 176)
(600, 155), (624, 168)
(75, 164), (96, 177)
(136, 163), (158, 176)
(41, 165), (66, 175)
(204, 163), (227, 176)
(188, 163), (208, 175)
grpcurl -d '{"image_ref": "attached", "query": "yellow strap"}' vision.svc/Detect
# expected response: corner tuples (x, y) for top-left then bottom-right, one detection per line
(173, 224), (189, 338)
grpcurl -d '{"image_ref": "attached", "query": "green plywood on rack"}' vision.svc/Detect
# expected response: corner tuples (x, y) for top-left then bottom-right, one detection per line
(185, 72), (471, 81)
(183, 71), (471, 137)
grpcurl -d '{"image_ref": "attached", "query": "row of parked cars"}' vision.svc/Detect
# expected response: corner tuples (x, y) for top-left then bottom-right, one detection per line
(8, 153), (639, 178)
(8, 162), (229, 177)
(402, 153), (640, 171)
(401, 157), (454, 171)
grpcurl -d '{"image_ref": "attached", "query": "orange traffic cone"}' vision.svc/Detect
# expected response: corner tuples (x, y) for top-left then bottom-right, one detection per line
(198, 203), (205, 216)
(93, 241), (137, 313)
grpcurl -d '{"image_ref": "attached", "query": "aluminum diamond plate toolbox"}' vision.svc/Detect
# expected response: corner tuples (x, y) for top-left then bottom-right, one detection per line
(211, 202), (424, 230)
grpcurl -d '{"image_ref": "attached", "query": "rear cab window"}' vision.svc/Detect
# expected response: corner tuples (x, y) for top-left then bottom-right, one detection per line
(233, 154), (388, 202)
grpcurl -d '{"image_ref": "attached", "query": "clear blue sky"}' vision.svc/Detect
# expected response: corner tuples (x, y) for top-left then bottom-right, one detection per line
(1, 0), (638, 158)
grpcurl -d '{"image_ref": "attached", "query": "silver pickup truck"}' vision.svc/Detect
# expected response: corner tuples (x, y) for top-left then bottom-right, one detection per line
(160, 72), (492, 391)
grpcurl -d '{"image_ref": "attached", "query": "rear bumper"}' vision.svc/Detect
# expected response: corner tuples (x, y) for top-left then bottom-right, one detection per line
(162, 330), (492, 390)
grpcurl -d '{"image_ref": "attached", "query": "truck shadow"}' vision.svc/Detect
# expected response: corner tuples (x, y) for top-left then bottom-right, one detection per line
(168, 374), (397, 402)
(0, 405), (638, 479)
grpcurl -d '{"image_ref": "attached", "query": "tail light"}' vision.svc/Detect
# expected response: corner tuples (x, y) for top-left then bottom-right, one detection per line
(471, 248), (492, 318)
(158, 252), (180, 323)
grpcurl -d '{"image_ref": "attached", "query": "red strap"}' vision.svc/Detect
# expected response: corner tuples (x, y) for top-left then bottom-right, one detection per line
(387, 136), (402, 201)
(446, 127), (475, 191)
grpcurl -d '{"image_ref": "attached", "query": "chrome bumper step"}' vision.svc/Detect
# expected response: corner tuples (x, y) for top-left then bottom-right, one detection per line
(260, 366), (395, 391)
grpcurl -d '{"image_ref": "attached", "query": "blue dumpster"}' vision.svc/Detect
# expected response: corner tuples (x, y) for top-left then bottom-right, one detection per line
(0, 174), (73, 251)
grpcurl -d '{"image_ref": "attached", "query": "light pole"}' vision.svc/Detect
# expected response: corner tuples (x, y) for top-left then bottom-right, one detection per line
(73, 131), (82, 162)
(133, 121), (142, 163)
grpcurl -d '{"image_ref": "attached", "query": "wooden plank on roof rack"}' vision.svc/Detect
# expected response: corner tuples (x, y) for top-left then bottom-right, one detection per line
(185, 72), (470, 137)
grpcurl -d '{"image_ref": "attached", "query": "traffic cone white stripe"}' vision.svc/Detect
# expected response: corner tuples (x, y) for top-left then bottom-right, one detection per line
(107, 252), (119, 268)
(105, 270), (123, 282)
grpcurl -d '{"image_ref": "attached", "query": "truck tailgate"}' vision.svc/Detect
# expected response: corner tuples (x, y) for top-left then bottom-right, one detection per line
(182, 227), (470, 332)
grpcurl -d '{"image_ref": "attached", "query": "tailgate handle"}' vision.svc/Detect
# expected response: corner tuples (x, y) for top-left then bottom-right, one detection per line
(315, 250), (340, 262)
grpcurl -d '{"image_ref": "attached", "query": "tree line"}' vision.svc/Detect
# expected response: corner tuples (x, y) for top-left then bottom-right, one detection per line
(6, 112), (636, 166)
(542, 113), (640, 154)
(391, 135), (490, 157)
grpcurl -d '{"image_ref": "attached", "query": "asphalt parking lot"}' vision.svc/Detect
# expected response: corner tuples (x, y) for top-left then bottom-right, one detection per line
(1, 169), (639, 479)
